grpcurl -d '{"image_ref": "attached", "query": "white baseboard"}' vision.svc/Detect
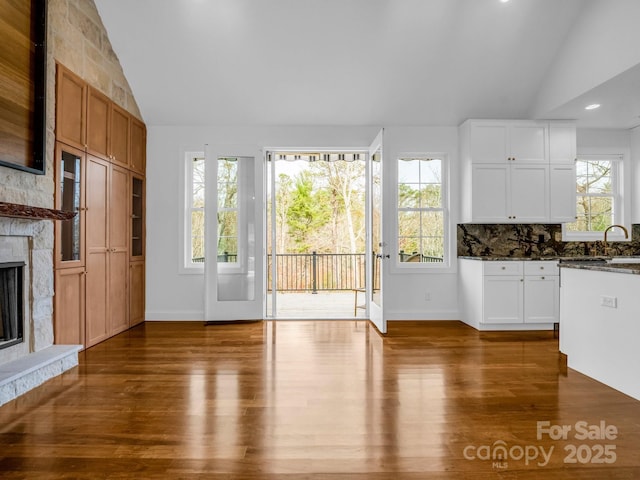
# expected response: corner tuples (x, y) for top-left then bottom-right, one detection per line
(145, 311), (204, 321)
(386, 310), (461, 321)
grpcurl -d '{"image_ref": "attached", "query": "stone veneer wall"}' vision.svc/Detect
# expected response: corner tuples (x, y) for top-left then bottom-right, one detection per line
(457, 224), (640, 258)
(0, 0), (141, 362)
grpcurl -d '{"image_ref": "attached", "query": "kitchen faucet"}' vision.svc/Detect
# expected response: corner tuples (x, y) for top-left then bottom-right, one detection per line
(603, 224), (629, 256)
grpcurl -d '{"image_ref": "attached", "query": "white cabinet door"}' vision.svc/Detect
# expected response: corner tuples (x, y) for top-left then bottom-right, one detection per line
(549, 124), (576, 164)
(509, 123), (547, 163)
(524, 275), (559, 323)
(510, 164), (549, 222)
(483, 275), (524, 324)
(469, 123), (508, 163)
(549, 164), (577, 222)
(471, 164), (509, 221)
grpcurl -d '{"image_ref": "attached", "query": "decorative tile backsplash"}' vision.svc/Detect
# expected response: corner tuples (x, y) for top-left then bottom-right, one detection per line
(457, 224), (640, 258)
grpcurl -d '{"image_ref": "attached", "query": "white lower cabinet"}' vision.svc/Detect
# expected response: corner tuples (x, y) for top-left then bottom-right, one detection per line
(459, 259), (559, 330)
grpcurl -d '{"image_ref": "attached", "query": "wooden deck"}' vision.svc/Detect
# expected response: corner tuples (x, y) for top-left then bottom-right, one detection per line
(267, 291), (367, 319)
(0, 320), (639, 479)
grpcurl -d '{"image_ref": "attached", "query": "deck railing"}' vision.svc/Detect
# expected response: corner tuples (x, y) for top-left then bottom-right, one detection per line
(195, 251), (443, 292)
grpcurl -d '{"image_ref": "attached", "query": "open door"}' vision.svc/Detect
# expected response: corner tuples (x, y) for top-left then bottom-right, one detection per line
(368, 129), (386, 333)
(204, 145), (264, 321)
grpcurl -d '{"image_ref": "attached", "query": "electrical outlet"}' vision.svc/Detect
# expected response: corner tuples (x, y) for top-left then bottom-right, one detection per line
(425, 292), (431, 301)
(601, 296), (617, 308)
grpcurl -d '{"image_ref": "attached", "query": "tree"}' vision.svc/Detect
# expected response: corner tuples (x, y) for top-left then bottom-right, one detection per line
(286, 171), (331, 252)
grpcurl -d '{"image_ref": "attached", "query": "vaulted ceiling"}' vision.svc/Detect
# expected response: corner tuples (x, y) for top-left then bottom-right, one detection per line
(94, 0), (640, 129)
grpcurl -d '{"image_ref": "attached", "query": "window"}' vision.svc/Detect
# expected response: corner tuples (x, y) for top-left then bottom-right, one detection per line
(216, 158), (239, 264)
(563, 155), (627, 241)
(397, 155), (448, 266)
(183, 152), (205, 271)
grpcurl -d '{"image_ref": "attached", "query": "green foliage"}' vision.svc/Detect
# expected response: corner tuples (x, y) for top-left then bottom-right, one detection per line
(286, 171), (332, 252)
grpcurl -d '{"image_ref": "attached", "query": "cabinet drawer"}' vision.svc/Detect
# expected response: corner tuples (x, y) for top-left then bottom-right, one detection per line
(524, 261), (559, 276)
(484, 261), (523, 276)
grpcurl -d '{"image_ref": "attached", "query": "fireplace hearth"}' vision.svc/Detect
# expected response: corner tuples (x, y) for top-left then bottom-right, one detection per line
(0, 262), (24, 350)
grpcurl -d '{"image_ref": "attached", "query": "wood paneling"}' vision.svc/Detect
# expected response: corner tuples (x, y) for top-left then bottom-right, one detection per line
(1, 321), (640, 479)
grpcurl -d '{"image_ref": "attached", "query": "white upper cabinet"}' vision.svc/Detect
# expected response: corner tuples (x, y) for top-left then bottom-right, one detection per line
(460, 119), (576, 223)
(466, 120), (547, 164)
(549, 123), (577, 164)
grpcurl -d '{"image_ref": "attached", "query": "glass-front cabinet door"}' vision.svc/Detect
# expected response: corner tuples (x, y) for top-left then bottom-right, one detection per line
(130, 174), (145, 260)
(54, 142), (85, 269)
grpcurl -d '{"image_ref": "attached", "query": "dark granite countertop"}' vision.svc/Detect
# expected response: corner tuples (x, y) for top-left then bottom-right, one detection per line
(559, 263), (640, 275)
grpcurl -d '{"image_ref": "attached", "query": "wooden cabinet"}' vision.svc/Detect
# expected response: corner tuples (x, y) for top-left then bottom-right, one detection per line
(523, 270), (559, 324)
(460, 119), (576, 223)
(54, 267), (85, 345)
(549, 123), (577, 165)
(130, 261), (145, 327)
(549, 164), (577, 222)
(87, 87), (110, 159)
(459, 259), (559, 330)
(54, 142), (86, 269)
(130, 118), (146, 174)
(470, 163), (548, 222)
(55, 63), (146, 347)
(55, 65), (86, 150)
(465, 120), (547, 164)
(85, 156), (130, 347)
(109, 104), (130, 168)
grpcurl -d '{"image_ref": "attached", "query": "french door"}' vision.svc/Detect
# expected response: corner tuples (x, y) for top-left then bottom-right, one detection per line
(368, 129), (386, 333)
(203, 145), (264, 321)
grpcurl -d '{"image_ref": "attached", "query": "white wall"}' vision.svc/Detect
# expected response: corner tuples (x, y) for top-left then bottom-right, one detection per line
(632, 127), (640, 224)
(145, 125), (461, 321)
(533, 0), (640, 117)
(382, 127), (461, 321)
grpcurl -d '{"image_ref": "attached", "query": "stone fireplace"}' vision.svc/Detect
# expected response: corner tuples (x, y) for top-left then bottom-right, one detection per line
(0, 215), (80, 406)
(0, 261), (25, 351)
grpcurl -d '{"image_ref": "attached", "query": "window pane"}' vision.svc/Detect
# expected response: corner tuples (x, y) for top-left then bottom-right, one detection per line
(419, 159), (441, 183)
(399, 211), (420, 237)
(398, 159), (420, 183)
(422, 211), (444, 236)
(193, 158), (205, 207)
(217, 237), (238, 261)
(422, 236), (444, 260)
(398, 237), (420, 261)
(218, 182), (237, 208)
(398, 184), (420, 208)
(191, 210), (205, 262)
(419, 183), (441, 208)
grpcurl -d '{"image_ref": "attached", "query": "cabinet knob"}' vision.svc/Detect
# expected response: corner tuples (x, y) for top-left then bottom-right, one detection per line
(541, 276), (545, 280)
(501, 266), (506, 270)
(540, 266), (544, 270)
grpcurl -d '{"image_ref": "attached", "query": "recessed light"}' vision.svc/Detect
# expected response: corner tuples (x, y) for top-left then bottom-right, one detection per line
(500, 0), (510, 2)
(585, 104), (601, 110)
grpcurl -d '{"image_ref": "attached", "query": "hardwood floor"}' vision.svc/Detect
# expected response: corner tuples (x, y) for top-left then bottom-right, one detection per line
(0, 320), (639, 479)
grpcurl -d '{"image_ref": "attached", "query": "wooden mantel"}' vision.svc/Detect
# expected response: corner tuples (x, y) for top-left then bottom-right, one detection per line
(0, 202), (76, 221)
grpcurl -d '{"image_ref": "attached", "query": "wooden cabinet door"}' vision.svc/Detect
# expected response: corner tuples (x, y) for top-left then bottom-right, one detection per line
(87, 87), (110, 159)
(109, 104), (130, 168)
(549, 164), (577, 222)
(510, 164), (549, 222)
(471, 164), (509, 222)
(109, 165), (130, 335)
(524, 275), (559, 323)
(54, 267), (85, 346)
(54, 142), (86, 269)
(130, 117), (146, 174)
(85, 156), (110, 347)
(483, 276), (523, 324)
(469, 123), (508, 164)
(129, 261), (145, 327)
(508, 123), (547, 163)
(549, 123), (576, 164)
(55, 65), (86, 149)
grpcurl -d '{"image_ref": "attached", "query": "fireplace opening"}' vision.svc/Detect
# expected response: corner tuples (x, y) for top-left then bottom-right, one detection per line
(0, 262), (25, 350)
